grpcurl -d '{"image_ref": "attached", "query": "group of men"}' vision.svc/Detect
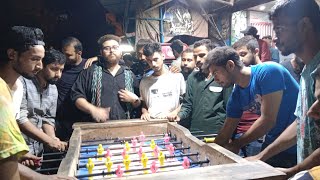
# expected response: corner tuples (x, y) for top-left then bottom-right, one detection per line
(1, 0), (320, 179)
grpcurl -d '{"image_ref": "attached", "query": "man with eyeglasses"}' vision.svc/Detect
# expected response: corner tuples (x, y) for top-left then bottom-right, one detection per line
(71, 34), (141, 122)
(169, 39), (233, 134)
(246, 0), (320, 178)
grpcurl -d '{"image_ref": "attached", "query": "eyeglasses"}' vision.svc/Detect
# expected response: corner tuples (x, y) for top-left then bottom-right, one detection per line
(102, 45), (120, 52)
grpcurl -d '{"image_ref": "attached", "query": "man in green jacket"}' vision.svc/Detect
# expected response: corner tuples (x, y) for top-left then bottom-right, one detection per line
(169, 39), (232, 134)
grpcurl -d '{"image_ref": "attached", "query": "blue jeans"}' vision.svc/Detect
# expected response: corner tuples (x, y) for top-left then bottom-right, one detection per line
(233, 133), (263, 157)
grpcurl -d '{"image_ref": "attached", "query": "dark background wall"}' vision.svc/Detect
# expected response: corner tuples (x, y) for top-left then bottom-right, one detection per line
(0, 0), (116, 57)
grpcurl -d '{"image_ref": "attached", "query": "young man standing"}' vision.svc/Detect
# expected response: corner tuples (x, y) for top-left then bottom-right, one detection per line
(0, 26), (73, 180)
(18, 49), (67, 157)
(56, 37), (87, 140)
(231, 35), (262, 157)
(71, 34), (140, 122)
(207, 46), (299, 168)
(172, 39), (233, 134)
(140, 42), (185, 120)
(247, 0), (320, 177)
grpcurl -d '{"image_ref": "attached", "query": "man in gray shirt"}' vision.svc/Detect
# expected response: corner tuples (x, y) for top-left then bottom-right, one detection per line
(18, 49), (67, 157)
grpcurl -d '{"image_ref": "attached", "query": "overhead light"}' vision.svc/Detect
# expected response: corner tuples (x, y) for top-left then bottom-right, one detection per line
(120, 44), (134, 52)
(259, 5), (266, 11)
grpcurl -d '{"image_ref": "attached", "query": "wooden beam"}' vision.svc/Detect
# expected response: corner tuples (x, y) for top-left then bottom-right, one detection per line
(144, 0), (173, 12)
(211, 0), (274, 14)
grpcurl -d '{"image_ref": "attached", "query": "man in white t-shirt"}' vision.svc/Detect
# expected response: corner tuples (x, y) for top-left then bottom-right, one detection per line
(140, 42), (186, 120)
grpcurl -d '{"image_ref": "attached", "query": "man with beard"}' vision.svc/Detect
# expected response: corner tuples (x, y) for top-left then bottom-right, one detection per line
(246, 0), (320, 178)
(208, 46), (299, 168)
(170, 39), (233, 134)
(180, 48), (196, 81)
(280, 54), (304, 83)
(17, 49), (67, 158)
(131, 39), (154, 80)
(56, 37), (87, 140)
(139, 42), (185, 120)
(0, 26), (74, 179)
(71, 34), (140, 122)
(231, 35), (262, 157)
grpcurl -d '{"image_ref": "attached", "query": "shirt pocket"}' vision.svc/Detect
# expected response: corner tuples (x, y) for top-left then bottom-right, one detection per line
(209, 86), (223, 93)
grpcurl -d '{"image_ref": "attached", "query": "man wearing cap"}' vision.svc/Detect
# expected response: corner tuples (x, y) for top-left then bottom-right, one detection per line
(241, 26), (271, 62)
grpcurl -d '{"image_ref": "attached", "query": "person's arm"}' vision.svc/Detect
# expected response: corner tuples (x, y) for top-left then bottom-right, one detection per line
(177, 74), (194, 120)
(118, 89), (141, 108)
(0, 156), (20, 180)
(19, 122), (64, 151)
(84, 56), (98, 69)
(282, 148), (320, 177)
(167, 105), (182, 121)
(140, 101), (150, 120)
(230, 91), (283, 152)
(75, 98), (109, 123)
(246, 120), (297, 162)
(214, 117), (240, 146)
(42, 124), (56, 139)
(19, 163), (76, 180)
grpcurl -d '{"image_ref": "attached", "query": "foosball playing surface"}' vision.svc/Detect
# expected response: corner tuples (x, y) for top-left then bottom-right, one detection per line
(57, 119), (286, 180)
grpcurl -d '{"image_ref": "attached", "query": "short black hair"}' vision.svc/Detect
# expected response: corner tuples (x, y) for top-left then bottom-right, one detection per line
(61, 37), (83, 52)
(97, 34), (121, 49)
(43, 49), (66, 67)
(203, 46), (243, 70)
(136, 39), (153, 51)
(0, 26), (45, 62)
(193, 39), (219, 51)
(232, 35), (259, 53)
(170, 39), (184, 54)
(181, 47), (193, 56)
(143, 42), (162, 57)
(270, 0), (320, 33)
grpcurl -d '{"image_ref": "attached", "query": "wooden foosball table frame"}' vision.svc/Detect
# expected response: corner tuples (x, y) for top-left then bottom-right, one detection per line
(57, 119), (285, 179)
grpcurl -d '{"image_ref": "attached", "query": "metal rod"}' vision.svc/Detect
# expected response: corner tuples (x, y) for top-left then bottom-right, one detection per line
(41, 158), (63, 163)
(42, 151), (66, 156)
(78, 152), (199, 169)
(81, 136), (177, 148)
(80, 141), (182, 154)
(75, 159), (209, 178)
(79, 145), (187, 160)
(190, 131), (204, 134)
(194, 134), (217, 138)
(159, 6), (164, 43)
(82, 132), (172, 143)
(35, 167), (59, 173)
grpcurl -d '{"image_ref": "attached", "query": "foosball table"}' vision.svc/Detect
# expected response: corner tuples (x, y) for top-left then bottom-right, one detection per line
(57, 119), (285, 179)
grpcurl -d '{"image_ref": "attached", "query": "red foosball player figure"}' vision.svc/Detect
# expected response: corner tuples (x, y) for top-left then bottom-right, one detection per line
(139, 131), (145, 145)
(168, 143), (175, 156)
(115, 164), (124, 177)
(131, 137), (138, 152)
(182, 157), (190, 169)
(150, 160), (158, 173)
